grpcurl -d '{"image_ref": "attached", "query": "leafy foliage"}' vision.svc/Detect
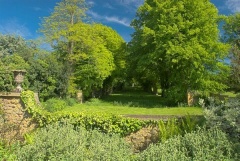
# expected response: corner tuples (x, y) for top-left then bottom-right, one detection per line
(137, 128), (234, 161)
(40, 0), (126, 97)
(223, 13), (240, 92)
(158, 115), (202, 142)
(0, 141), (17, 161)
(0, 34), (34, 58)
(129, 0), (229, 104)
(67, 23), (127, 97)
(39, 0), (88, 43)
(0, 54), (30, 92)
(40, 0), (89, 96)
(20, 90), (150, 136)
(0, 69), (14, 92)
(16, 122), (133, 161)
(43, 98), (68, 112)
(43, 97), (77, 112)
(26, 52), (66, 100)
(204, 98), (240, 158)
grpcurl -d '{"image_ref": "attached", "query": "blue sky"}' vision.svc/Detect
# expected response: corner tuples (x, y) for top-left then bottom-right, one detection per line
(0, 0), (239, 42)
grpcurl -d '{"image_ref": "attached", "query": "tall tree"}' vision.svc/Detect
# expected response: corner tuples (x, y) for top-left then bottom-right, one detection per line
(0, 34), (35, 58)
(39, 0), (88, 96)
(65, 23), (123, 97)
(129, 0), (229, 104)
(223, 13), (240, 92)
(40, 0), (88, 50)
(92, 24), (127, 95)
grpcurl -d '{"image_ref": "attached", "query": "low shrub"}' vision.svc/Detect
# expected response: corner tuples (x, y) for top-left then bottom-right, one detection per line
(158, 118), (180, 142)
(204, 98), (240, 159)
(0, 141), (17, 161)
(158, 115), (203, 142)
(64, 97), (77, 106)
(137, 127), (234, 161)
(204, 99), (240, 139)
(43, 97), (77, 112)
(16, 122), (133, 161)
(85, 98), (103, 105)
(43, 98), (68, 112)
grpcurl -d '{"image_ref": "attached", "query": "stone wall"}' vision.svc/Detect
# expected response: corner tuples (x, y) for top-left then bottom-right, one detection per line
(125, 126), (159, 153)
(0, 92), (36, 143)
(0, 91), (160, 150)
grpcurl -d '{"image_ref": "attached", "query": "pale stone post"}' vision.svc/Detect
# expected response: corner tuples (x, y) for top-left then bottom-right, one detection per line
(77, 90), (83, 104)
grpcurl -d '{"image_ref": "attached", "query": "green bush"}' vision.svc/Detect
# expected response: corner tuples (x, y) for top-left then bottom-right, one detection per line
(85, 98), (103, 105)
(16, 122), (133, 161)
(0, 141), (17, 161)
(43, 98), (68, 112)
(158, 118), (180, 142)
(158, 115), (203, 142)
(0, 70), (14, 92)
(64, 97), (77, 106)
(204, 98), (240, 159)
(137, 127), (234, 161)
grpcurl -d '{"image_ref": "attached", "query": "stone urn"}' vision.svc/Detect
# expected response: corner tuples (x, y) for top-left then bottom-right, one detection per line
(12, 70), (26, 92)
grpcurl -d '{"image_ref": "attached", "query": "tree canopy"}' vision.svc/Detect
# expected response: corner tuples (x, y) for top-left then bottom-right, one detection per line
(128, 0), (229, 103)
(1, 0), (235, 103)
(60, 22), (126, 97)
(39, 0), (126, 97)
(223, 13), (240, 92)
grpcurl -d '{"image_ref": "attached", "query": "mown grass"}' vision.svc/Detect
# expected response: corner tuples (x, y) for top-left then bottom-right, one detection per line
(62, 90), (203, 116)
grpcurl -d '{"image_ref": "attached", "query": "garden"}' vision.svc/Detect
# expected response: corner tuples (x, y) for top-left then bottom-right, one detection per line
(0, 90), (239, 160)
(1, 0), (240, 160)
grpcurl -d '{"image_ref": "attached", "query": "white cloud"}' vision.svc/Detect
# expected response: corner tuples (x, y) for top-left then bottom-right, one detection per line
(0, 20), (32, 38)
(88, 10), (131, 27)
(226, 0), (240, 13)
(88, 10), (102, 19)
(33, 7), (41, 11)
(103, 3), (114, 9)
(105, 16), (130, 27)
(112, 0), (144, 14)
(117, 0), (144, 8)
(88, 1), (95, 6)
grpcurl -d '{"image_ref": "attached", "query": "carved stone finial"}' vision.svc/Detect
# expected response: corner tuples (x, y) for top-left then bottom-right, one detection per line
(12, 70), (26, 92)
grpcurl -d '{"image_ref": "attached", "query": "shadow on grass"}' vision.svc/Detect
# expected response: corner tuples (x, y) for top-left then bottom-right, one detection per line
(101, 90), (168, 108)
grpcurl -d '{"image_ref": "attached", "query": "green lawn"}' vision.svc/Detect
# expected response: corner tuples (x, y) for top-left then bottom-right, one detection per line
(62, 90), (203, 116)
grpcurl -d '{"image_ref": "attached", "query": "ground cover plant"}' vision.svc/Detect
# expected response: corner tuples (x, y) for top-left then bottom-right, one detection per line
(15, 122), (134, 161)
(137, 127), (234, 161)
(204, 98), (240, 159)
(2, 121), (237, 161)
(0, 141), (17, 161)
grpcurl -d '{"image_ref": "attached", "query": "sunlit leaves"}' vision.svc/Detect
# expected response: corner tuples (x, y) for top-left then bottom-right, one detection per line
(129, 0), (229, 103)
(65, 23), (126, 96)
(39, 0), (88, 43)
(223, 13), (240, 91)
